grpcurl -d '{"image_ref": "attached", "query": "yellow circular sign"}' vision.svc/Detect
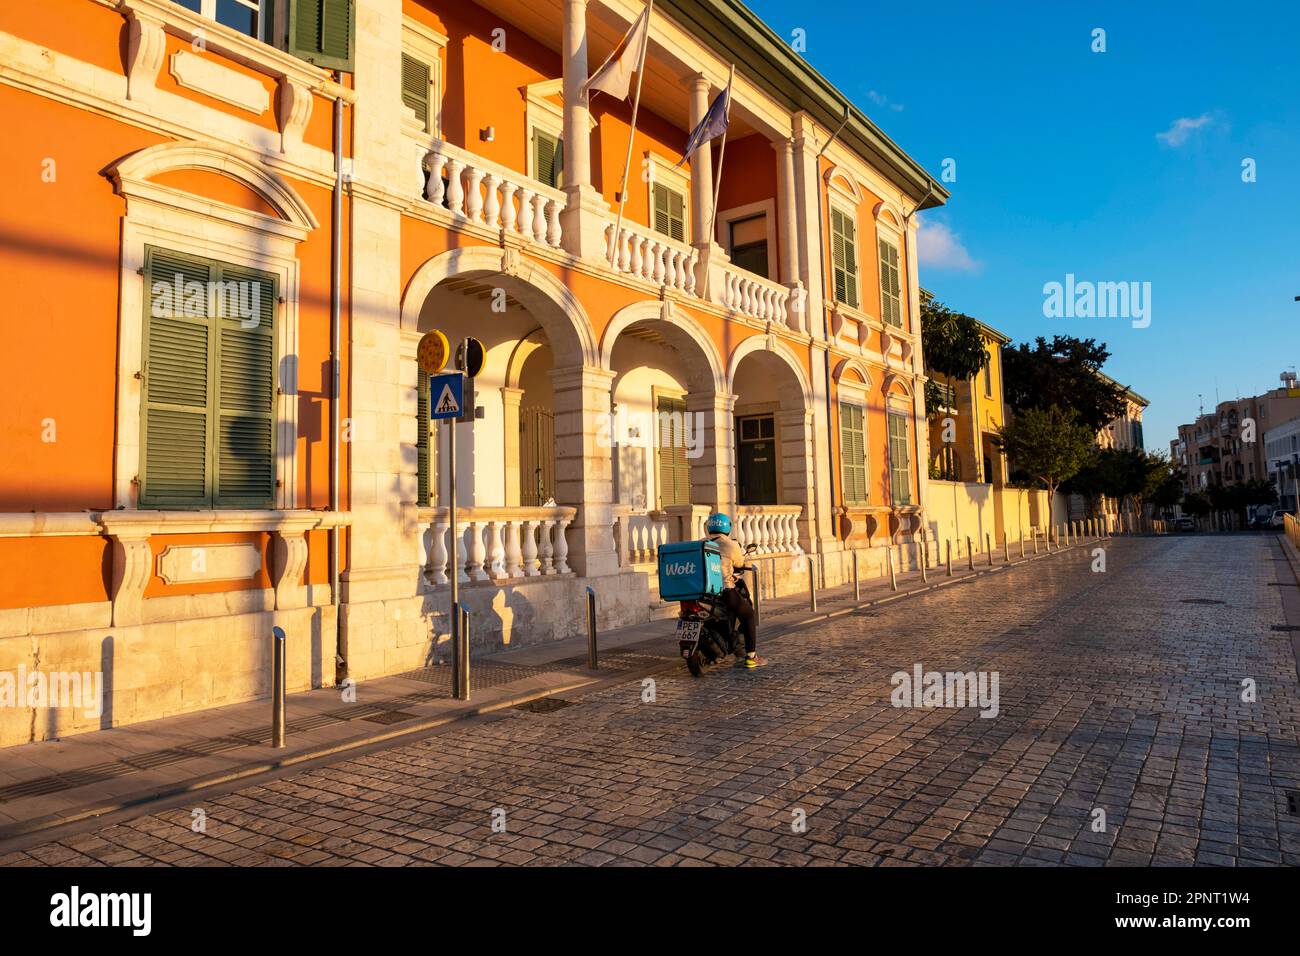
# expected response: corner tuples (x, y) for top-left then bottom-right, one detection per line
(416, 329), (450, 374)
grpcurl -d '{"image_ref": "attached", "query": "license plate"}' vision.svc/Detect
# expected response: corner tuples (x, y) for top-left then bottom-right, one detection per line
(676, 620), (702, 648)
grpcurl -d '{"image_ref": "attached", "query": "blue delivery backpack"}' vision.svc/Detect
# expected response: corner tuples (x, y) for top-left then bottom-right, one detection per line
(657, 539), (725, 601)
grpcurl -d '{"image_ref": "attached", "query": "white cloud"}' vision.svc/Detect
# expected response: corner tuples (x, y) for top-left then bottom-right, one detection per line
(917, 220), (980, 273)
(867, 89), (905, 112)
(1156, 113), (1214, 147)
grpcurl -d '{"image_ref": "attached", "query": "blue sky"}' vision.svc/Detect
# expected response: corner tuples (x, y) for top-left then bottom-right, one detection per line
(747, 0), (1300, 451)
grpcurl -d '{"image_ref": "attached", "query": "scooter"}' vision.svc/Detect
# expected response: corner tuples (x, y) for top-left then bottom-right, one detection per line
(674, 545), (757, 677)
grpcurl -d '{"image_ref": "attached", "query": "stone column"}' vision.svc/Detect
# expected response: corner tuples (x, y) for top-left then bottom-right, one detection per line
(559, 0), (611, 259)
(550, 365), (618, 577)
(772, 137), (800, 286)
(686, 73), (715, 246)
(501, 386), (524, 507)
(685, 392), (735, 514)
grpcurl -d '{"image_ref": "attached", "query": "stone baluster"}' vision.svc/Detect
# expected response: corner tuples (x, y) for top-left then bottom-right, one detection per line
(481, 173), (501, 229)
(504, 520), (523, 578)
(554, 514), (572, 574)
(516, 188), (535, 239)
(546, 199), (563, 246)
(532, 194), (548, 244)
(539, 518), (556, 574)
(444, 158), (465, 217)
(467, 520), (489, 582)
(425, 151), (448, 206)
(430, 515), (449, 585)
(464, 167), (486, 223)
(629, 234), (643, 278)
(487, 520), (507, 580)
(521, 519), (540, 576)
(500, 182), (518, 234)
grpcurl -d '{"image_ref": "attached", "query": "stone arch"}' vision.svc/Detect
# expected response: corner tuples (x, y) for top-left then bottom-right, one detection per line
(504, 327), (548, 389)
(109, 140), (319, 233)
(726, 333), (812, 408)
(400, 246), (595, 368)
(599, 300), (725, 394)
(882, 372), (914, 399)
(833, 357), (874, 390)
(873, 199), (905, 231)
(824, 165), (864, 204)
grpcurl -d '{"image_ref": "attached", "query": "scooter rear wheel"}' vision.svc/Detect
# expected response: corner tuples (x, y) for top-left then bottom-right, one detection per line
(686, 650), (703, 677)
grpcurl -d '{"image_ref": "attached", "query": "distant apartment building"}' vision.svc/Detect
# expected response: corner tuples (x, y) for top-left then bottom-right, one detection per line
(1174, 372), (1300, 494)
(1264, 417), (1300, 512)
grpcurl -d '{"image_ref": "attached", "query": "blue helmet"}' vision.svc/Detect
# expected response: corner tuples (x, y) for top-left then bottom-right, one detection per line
(705, 512), (732, 536)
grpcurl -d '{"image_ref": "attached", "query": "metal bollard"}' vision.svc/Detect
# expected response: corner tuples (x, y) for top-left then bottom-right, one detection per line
(271, 625), (286, 749)
(1004, 535), (1011, 563)
(1033, 531), (1039, 555)
(887, 546), (897, 591)
(966, 535), (974, 571)
(750, 565), (761, 630)
(986, 532), (993, 566)
(853, 549), (861, 602)
(453, 606), (470, 701)
(807, 552), (817, 613)
(1020, 531), (1026, 558)
(586, 586), (598, 670)
(920, 532), (928, 583)
(946, 539), (953, 577)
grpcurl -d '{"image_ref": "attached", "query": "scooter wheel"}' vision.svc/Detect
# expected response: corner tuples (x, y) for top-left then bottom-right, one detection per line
(686, 651), (703, 677)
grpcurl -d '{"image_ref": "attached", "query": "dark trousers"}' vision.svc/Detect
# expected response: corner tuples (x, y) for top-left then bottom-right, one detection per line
(720, 587), (757, 654)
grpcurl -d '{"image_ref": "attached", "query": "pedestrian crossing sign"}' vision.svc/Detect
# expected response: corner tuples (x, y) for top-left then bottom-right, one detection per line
(429, 373), (463, 420)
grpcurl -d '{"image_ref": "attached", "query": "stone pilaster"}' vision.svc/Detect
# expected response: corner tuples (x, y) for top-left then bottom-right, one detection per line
(685, 392), (735, 514)
(550, 365), (618, 577)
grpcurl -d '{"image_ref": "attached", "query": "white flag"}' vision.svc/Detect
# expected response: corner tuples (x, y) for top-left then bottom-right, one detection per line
(584, 5), (650, 101)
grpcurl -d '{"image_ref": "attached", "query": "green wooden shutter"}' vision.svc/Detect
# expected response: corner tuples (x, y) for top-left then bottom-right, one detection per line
(657, 396), (690, 507)
(289, 0), (354, 72)
(417, 374), (430, 505)
(652, 185), (686, 242)
(402, 53), (430, 129)
(140, 249), (213, 508)
(889, 412), (911, 505)
(831, 207), (858, 308)
(879, 239), (901, 327)
(532, 130), (561, 188)
(839, 402), (867, 505)
(214, 265), (277, 507)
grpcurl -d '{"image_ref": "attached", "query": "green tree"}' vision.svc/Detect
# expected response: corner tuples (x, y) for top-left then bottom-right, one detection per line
(1001, 335), (1129, 433)
(994, 405), (1096, 521)
(921, 298), (987, 421)
(1182, 491), (1210, 517)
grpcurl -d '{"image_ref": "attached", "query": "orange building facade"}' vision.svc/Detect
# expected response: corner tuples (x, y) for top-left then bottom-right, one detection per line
(0, 0), (946, 746)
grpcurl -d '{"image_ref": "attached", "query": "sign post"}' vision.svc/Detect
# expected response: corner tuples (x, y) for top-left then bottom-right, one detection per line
(428, 370), (466, 697)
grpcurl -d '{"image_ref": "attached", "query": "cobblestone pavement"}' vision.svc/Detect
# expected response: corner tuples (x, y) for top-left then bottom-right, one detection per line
(4, 536), (1299, 867)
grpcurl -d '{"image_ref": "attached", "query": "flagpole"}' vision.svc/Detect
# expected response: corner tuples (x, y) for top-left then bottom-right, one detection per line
(707, 64), (735, 250)
(609, 0), (653, 269)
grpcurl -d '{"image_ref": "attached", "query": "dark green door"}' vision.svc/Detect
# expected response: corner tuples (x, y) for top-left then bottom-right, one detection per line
(736, 414), (777, 505)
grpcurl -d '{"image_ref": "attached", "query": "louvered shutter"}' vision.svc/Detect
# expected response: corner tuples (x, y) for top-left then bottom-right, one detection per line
(533, 129), (563, 188)
(402, 53), (430, 129)
(214, 265), (277, 507)
(141, 249), (213, 507)
(417, 374), (430, 505)
(289, 0), (354, 72)
(652, 184), (686, 243)
(879, 239), (902, 327)
(831, 207), (858, 308)
(889, 412), (911, 505)
(839, 402), (867, 505)
(657, 396), (690, 507)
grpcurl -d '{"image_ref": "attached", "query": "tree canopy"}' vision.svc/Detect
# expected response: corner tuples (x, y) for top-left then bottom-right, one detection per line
(920, 297), (987, 419)
(1001, 335), (1130, 434)
(994, 405), (1096, 514)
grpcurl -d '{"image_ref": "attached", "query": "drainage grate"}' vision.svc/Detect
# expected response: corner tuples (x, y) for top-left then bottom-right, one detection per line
(1180, 598), (1226, 605)
(512, 697), (573, 714)
(361, 710), (419, 726)
(1267, 582), (1299, 587)
(1272, 625), (1300, 633)
(1287, 791), (1300, 815)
